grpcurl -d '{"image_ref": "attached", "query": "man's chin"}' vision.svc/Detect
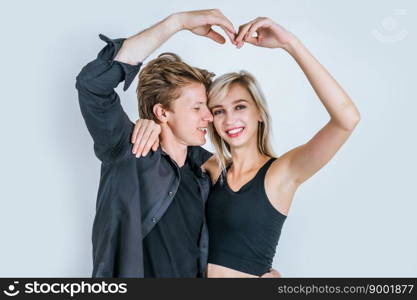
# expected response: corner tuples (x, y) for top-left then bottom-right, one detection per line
(188, 137), (206, 146)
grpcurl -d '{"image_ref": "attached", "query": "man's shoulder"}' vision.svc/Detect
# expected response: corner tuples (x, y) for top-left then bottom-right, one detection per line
(187, 146), (213, 167)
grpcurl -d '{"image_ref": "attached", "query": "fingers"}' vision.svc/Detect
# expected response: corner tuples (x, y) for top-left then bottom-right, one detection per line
(132, 121), (148, 156)
(236, 17), (272, 48)
(141, 130), (160, 157)
(151, 139), (159, 152)
(219, 25), (237, 45)
(243, 35), (258, 46)
(188, 9), (236, 45)
(135, 123), (154, 157)
(235, 22), (253, 48)
(212, 10), (236, 36)
(206, 28), (226, 44)
(210, 10), (236, 44)
(245, 18), (270, 40)
(243, 23), (262, 46)
(131, 120), (143, 144)
(131, 120), (161, 157)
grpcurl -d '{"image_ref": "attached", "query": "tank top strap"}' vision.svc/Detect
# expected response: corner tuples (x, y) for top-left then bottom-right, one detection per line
(256, 157), (277, 181)
(219, 157), (277, 192)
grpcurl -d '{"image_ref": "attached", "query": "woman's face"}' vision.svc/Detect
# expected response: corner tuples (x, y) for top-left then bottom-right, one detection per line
(210, 83), (261, 150)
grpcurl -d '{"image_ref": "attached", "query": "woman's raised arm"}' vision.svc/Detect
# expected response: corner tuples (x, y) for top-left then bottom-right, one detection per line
(235, 17), (361, 185)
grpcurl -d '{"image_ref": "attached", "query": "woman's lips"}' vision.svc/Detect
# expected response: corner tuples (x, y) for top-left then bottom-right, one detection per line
(225, 127), (244, 138)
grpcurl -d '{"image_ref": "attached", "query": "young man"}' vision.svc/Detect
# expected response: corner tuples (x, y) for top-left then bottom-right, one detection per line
(76, 9), (237, 278)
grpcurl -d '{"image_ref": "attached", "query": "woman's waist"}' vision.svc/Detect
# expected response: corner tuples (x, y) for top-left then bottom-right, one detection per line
(207, 263), (259, 278)
(207, 250), (271, 277)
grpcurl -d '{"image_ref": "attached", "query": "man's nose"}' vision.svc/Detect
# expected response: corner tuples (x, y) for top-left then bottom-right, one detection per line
(203, 108), (213, 122)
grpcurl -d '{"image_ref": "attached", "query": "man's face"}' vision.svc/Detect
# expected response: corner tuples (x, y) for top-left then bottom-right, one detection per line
(167, 82), (213, 146)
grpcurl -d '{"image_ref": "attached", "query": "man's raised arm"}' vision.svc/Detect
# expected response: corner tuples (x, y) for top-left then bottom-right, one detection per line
(76, 10), (235, 162)
(115, 10), (236, 65)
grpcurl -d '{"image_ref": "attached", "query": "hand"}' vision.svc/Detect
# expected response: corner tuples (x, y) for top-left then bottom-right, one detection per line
(131, 119), (161, 158)
(175, 9), (237, 45)
(260, 268), (281, 278)
(235, 17), (296, 49)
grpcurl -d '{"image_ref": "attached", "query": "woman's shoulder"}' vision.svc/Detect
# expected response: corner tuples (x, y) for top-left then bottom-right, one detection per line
(201, 155), (223, 185)
(266, 154), (298, 188)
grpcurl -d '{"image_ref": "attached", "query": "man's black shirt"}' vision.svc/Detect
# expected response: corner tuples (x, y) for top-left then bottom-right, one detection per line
(143, 159), (204, 277)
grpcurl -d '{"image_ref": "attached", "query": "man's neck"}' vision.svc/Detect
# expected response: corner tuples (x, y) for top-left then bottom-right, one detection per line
(160, 126), (188, 167)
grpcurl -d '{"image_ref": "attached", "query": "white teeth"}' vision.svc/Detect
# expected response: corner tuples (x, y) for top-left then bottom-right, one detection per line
(227, 127), (244, 134)
(198, 127), (207, 133)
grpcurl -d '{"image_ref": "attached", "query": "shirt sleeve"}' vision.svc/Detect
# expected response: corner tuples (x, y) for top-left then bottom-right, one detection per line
(75, 34), (142, 162)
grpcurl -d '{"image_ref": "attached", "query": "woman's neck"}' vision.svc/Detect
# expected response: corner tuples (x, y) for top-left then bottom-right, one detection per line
(229, 142), (270, 174)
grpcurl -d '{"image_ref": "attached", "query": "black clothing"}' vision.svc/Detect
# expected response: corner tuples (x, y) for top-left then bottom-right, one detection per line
(206, 158), (287, 276)
(76, 34), (212, 278)
(143, 160), (204, 277)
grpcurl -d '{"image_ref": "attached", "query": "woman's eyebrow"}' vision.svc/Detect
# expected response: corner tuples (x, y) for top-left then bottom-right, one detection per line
(209, 104), (223, 109)
(233, 99), (249, 104)
(210, 99), (248, 109)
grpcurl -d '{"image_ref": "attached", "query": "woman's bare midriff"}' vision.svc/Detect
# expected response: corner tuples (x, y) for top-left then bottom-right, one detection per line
(206, 263), (259, 278)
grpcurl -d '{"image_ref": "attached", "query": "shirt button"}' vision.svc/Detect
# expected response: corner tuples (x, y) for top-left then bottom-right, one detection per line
(168, 191), (173, 197)
(151, 217), (156, 223)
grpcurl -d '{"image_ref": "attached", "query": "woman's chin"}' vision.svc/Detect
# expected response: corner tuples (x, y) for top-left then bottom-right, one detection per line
(225, 138), (248, 150)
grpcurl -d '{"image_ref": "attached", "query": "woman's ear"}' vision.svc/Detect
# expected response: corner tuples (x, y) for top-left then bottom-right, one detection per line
(153, 104), (168, 123)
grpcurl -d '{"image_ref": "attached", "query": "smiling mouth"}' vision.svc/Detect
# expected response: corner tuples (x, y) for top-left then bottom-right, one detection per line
(198, 127), (208, 134)
(225, 127), (244, 138)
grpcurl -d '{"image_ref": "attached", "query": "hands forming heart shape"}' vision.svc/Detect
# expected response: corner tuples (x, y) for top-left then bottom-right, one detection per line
(177, 9), (297, 50)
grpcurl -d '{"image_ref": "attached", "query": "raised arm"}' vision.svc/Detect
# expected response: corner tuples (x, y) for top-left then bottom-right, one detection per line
(236, 17), (361, 187)
(76, 33), (140, 162)
(76, 10), (235, 162)
(115, 9), (236, 65)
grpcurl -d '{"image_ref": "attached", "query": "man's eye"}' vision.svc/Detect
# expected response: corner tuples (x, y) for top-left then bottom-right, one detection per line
(193, 107), (201, 111)
(236, 105), (246, 110)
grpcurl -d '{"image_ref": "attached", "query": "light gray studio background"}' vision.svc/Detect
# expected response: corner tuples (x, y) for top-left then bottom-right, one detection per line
(0, 0), (415, 277)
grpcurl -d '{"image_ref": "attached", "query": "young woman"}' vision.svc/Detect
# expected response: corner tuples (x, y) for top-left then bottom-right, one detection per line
(201, 17), (361, 277)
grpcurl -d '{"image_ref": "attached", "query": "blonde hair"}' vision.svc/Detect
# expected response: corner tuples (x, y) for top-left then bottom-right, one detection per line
(137, 53), (214, 122)
(208, 71), (275, 171)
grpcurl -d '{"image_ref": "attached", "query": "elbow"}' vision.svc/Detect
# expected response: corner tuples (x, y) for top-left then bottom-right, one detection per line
(75, 72), (84, 90)
(333, 106), (361, 131)
(350, 106), (361, 126)
(75, 72), (93, 94)
(344, 110), (361, 131)
(75, 70), (87, 90)
(75, 62), (96, 92)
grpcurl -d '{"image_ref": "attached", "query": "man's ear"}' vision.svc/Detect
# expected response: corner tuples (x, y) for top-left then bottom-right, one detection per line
(153, 103), (169, 124)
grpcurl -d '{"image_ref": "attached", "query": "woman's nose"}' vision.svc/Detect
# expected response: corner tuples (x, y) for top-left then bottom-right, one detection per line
(224, 112), (236, 125)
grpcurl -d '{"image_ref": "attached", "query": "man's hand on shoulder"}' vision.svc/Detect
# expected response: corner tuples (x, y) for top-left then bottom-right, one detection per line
(131, 119), (161, 158)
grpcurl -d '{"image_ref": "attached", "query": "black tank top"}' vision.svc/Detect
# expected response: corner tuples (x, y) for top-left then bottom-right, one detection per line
(206, 157), (287, 276)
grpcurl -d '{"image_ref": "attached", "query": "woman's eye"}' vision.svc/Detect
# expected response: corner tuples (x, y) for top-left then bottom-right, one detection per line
(213, 110), (223, 116)
(236, 105), (246, 110)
